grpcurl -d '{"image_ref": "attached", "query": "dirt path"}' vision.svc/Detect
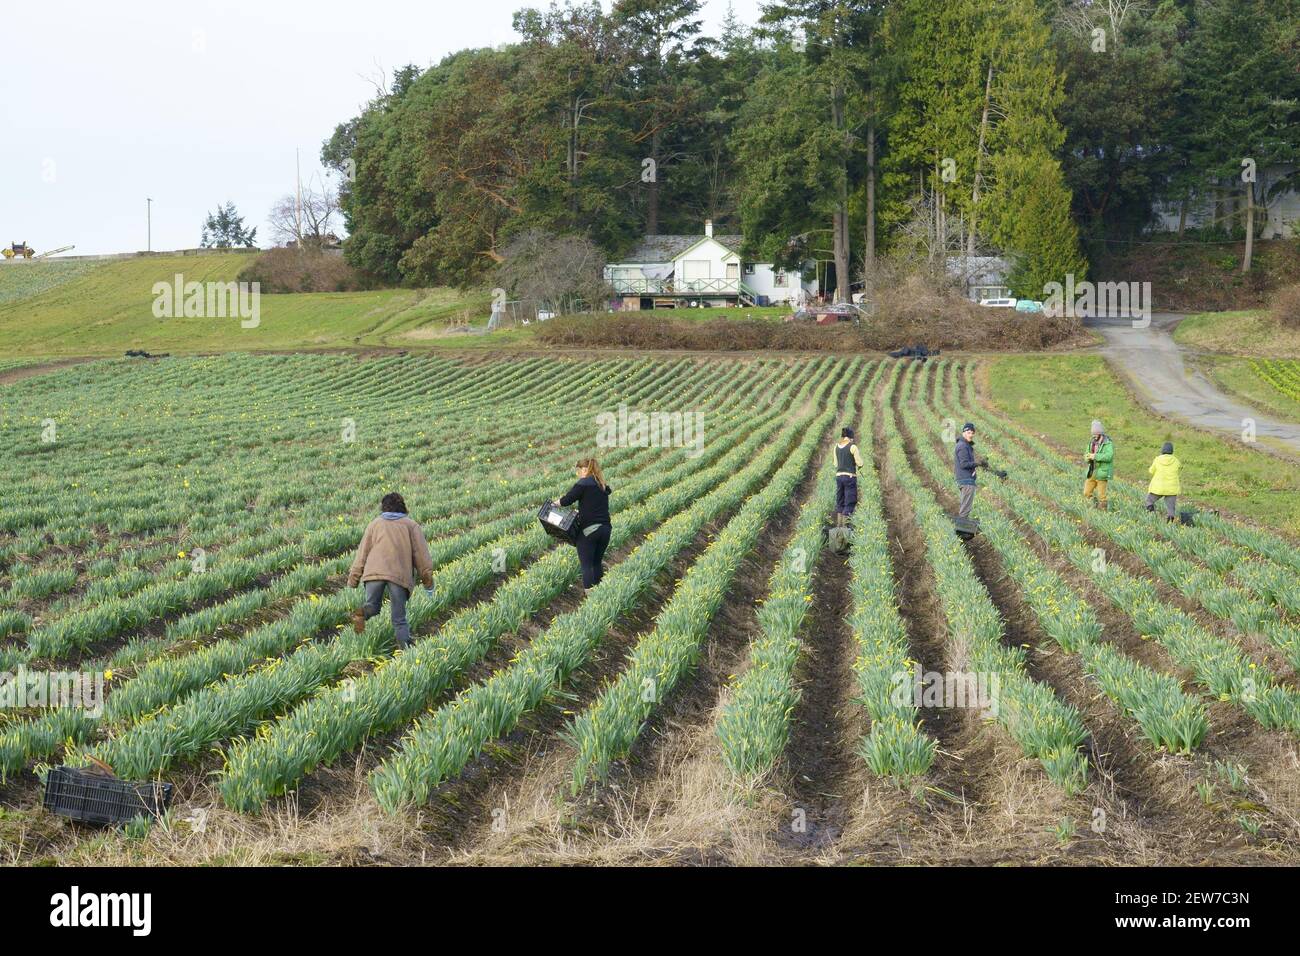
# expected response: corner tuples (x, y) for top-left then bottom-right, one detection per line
(1091, 313), (1300, 456)
(0, 357), (99, 385)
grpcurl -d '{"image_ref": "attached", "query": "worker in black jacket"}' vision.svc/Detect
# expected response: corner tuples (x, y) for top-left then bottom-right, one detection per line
(834, 427), (864, 527)
(557, 457), (612, 588)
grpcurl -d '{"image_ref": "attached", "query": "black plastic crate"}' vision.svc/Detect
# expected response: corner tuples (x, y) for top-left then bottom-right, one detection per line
(43, 766), (173, 826)
(952, 516), (981, 540)
(538, 501), (579, 543)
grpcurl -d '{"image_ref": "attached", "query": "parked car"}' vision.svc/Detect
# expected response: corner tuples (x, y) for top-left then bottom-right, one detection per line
(1014, 299), (1044, 314)
(979, 297), (1018, 308)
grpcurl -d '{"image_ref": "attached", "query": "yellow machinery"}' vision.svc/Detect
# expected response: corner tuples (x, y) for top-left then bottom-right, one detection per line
(2, 243), (75, 260)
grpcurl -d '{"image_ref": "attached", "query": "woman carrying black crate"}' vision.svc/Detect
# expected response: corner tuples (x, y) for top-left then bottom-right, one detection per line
(557, 457), (612, 589)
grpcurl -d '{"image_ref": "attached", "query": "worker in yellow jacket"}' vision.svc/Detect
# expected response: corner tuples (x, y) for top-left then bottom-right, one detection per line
(1145, 442), (1181, 522)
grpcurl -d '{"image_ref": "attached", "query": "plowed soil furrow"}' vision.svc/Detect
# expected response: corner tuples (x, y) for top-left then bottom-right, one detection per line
(775, 542), (862, 854)
(868, 369), (1003, 858)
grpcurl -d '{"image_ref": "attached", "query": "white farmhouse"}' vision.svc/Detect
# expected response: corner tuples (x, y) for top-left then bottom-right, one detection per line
(604, 221), (816, 310)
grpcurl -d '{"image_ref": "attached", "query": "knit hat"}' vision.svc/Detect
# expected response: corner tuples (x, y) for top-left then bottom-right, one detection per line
(842, 427), (854, 439)
(1161, 441), (1174, 454)
(1091, 420), (1104, 435)
(962, 422), (976, 433)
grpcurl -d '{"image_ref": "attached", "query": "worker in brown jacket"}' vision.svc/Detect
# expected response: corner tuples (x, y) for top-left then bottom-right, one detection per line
(348, 492), (434, 649)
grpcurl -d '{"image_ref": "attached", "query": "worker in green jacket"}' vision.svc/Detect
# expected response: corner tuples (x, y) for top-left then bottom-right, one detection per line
(1083, 420), (1114, 510)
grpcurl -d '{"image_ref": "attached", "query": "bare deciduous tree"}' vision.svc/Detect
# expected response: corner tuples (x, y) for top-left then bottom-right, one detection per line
(493, 230), (611, 316)
(268, 182), (341, 249)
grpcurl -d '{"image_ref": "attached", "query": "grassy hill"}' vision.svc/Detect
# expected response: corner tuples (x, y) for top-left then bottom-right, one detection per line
(0, 254), (497, 357)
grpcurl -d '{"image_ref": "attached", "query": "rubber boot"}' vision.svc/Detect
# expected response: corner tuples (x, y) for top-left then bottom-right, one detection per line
(351, 608), (367, 635)
(836, 513), (846, 527)
(1166, 515), (1175, 524)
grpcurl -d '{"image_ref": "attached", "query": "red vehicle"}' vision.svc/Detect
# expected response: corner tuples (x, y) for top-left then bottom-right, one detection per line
(783, 303), (865, 327)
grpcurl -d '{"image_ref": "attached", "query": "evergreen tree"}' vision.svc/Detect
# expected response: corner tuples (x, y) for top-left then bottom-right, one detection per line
(200, 202), (258, 248)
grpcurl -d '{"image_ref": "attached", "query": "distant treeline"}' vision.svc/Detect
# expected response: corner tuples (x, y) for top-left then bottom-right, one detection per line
(321, 0), (1300, 297)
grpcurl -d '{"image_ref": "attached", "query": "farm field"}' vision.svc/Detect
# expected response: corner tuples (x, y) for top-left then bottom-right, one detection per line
(1197, 358), (1300, 427)
(2, 352), (1298, 866)
(985, 354), (1300, 535)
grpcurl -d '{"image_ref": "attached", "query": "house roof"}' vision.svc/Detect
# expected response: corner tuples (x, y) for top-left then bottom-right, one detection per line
(619, 233), (744, 263)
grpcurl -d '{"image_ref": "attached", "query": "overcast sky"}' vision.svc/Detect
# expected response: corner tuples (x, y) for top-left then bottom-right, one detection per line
(1, 0), (764, 256)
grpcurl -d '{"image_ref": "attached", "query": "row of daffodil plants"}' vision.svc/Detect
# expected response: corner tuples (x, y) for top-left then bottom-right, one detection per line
(905, 361), (1208, 753)
(365, 362), (866, 811)
(942, 365), (1300, 667)
(943, 363), (1300, 736)
(885, 362), (1090, 794)
(2, 362), (808, 778)
(560, 365), (857, 794)
(215, 360), (844, 809)
(954, 363), (1300, 581)
(0, 353), (654, 597)
(0, 357), (806, 777)
(944, 361), (1300, 674)
(70, 360), (845, 785)
(8, 356), (757, 660)
(853, 361), (938, 778)
(1250, 359), (1300, 406)
(712, 363), (877, 781)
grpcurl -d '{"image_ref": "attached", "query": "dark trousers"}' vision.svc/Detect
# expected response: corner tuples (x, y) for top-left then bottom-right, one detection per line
(576, 523), (611, 588)
(835, 475), (859, 515)
(363, 580), (411, 646)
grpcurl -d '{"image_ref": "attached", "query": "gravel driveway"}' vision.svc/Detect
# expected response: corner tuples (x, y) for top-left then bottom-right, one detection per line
(1089, 312), (1300, 458)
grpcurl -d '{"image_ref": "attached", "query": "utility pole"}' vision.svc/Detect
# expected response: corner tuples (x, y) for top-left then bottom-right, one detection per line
(146, 198), (152, 252)
(295, 149), (302, 246)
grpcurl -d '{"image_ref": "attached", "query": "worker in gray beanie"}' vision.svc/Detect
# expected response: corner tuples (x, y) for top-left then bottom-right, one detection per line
(1083, 419), (1115, 510)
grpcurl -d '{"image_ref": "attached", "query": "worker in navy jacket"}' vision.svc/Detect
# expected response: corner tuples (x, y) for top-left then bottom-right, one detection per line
(954, 423), (982, 519)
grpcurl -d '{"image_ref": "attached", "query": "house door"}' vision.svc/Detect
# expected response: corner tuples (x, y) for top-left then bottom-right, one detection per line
(726, 262), (739, 280)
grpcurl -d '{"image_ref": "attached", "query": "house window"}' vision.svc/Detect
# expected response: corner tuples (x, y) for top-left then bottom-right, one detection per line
(773, 270), (787, 287)
(743, 264), (755, 276)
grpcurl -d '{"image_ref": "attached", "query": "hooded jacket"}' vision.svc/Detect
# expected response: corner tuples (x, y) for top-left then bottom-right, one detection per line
(1147, 454), (1181, 496)
(1085, 434), (1114, 480)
